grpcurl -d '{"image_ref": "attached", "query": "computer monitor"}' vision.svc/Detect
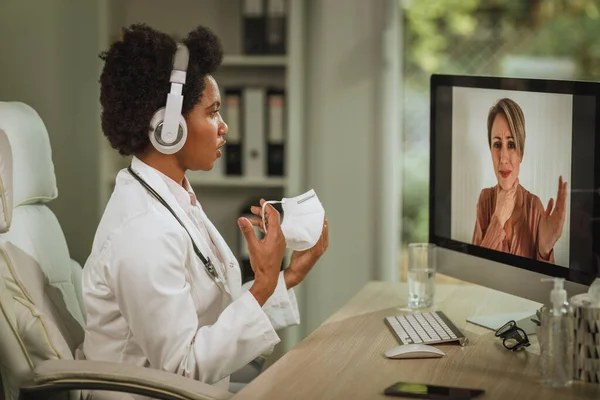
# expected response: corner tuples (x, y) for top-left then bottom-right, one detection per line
(430, 74), (599, 308)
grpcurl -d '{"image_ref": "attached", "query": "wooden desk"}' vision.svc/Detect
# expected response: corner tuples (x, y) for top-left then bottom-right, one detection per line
(232, 277), (600, 399)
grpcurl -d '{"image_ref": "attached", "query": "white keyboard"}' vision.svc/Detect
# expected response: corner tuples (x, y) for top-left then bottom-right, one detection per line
(385, 311), (468, 346)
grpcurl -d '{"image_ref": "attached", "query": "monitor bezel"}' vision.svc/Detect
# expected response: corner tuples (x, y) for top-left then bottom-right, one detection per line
(429, 73), (599, 287)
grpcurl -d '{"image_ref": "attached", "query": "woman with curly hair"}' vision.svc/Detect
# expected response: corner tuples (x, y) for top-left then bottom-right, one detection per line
(81, 24), (328, 390)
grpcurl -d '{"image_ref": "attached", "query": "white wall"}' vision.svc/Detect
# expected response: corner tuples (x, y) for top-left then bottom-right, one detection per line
(0, 0), (103, 264)
(450, 87), (572, 267)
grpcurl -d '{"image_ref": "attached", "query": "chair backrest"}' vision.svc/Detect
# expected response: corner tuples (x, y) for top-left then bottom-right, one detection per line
(0, 102), (86, 400)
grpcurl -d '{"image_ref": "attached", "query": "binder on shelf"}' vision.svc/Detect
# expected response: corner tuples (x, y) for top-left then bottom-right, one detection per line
(224, 89), (243, 176)
(242, 0), (266, 55)
(266, 89), (285, 176)
(243, 87), (266, 179)
(266, 0), (287, 54)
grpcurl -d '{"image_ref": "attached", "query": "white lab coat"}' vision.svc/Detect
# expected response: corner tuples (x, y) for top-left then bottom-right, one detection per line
(81, 156), (300, 390)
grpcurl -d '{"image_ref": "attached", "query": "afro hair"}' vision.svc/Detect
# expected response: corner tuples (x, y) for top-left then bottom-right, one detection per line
(99, 24), (223, 156)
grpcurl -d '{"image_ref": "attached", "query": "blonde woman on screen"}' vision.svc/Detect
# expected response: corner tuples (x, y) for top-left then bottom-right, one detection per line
(472, 98), (568, 263)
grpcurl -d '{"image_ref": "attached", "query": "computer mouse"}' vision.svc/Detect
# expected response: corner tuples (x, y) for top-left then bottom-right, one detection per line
(384, 344), (445, 359)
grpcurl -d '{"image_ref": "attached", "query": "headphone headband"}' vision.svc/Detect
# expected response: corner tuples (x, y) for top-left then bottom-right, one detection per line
(171, 44), (189, 78)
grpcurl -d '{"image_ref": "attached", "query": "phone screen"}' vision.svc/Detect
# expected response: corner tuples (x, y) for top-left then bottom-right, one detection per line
(384, 382), (485, 399)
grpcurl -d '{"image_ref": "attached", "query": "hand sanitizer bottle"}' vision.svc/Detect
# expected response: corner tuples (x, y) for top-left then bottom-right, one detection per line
(539, 278), (574, 387)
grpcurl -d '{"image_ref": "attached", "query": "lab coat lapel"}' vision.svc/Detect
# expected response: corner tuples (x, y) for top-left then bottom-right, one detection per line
(194, 206), (243, 298)
(129, 157), (230, 289)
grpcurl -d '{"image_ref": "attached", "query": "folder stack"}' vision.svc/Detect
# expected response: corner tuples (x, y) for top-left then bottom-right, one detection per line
(218, 86), (286, 179)
(242, 0), (287, 55)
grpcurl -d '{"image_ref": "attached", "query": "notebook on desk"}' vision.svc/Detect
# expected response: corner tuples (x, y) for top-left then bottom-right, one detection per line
(385, 311), (468, 346)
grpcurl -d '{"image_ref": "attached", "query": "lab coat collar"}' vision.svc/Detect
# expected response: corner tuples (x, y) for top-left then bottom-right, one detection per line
(128, 157), (232, 296)
(154, 167), (196, 214)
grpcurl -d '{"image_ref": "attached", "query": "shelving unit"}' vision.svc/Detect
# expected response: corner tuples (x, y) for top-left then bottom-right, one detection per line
(222, 54), (287, 67)
(98, 0), (306, 261)
(186, 173), (287, 189)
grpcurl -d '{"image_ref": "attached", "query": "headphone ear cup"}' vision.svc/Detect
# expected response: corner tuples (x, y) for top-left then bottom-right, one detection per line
(149, 108), (187, 154)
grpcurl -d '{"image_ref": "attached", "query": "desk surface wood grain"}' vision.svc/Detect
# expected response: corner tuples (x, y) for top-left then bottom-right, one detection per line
(232, 277), (600, 400)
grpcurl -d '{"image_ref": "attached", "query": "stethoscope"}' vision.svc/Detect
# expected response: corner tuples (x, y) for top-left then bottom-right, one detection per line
(127, 165), (231, 298)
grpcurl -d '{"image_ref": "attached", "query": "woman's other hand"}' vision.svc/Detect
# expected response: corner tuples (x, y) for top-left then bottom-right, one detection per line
(538, 176), (568, 259)
(238, 199), (286, 306)
(494, 181), (518, 227)
(283, 218), (329, 289)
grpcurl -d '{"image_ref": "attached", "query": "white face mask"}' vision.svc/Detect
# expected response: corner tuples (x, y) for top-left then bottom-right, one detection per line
(261, 189), (325, 251)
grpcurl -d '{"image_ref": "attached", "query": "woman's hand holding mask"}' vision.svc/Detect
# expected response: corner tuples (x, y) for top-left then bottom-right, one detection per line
(538, 176), (568, 259)
(248, 201), (329, 290)
(238, 200), (286, 306)
(494, 180), (518, 227)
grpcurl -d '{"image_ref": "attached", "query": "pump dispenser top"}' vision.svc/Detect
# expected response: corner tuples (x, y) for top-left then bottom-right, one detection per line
(541, 277), (567, 316)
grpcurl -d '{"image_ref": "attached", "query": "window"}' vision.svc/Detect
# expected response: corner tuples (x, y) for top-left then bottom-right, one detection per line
(400, 0), (600, 277)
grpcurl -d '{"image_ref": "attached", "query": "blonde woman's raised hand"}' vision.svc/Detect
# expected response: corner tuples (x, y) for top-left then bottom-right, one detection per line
(538, 176), (568, 259)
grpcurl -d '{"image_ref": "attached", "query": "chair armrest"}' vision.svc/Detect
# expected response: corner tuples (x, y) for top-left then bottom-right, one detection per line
(19, 359), (232, 400)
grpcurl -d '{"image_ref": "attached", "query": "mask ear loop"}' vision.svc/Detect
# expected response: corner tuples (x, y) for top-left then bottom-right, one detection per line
(261, 200), (285, 234)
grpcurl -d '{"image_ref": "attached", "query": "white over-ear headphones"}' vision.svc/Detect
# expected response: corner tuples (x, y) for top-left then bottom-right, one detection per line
(149, 43), (190, 154)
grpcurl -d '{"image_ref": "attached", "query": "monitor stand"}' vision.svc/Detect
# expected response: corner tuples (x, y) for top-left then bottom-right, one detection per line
(466, 311), (538, 335)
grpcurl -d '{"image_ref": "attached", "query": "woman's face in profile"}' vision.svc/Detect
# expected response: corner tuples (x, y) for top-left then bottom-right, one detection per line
(490, 113), (521, 190)
(179, 75), (228, 171)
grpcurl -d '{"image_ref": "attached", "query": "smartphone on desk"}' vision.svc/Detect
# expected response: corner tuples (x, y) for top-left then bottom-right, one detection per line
(384, 381), (485, 399)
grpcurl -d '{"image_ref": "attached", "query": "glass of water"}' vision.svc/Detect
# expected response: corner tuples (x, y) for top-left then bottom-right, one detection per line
(407, 243), (436, 308)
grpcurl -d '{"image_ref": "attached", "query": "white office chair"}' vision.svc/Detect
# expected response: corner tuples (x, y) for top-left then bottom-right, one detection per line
(0, 101), (232, 400)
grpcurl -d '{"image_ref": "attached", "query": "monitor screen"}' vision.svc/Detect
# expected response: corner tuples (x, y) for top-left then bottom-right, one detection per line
(430, 75), (599, 286)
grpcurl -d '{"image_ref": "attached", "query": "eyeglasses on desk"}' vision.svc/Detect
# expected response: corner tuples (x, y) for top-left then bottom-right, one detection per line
(495, 320), (531, 351)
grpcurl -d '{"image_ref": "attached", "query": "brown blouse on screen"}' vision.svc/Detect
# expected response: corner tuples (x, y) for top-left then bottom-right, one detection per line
(472, 184), (554, 264)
